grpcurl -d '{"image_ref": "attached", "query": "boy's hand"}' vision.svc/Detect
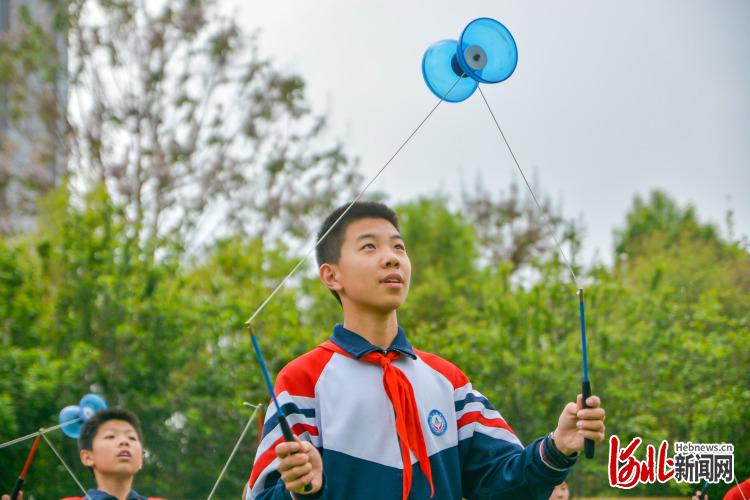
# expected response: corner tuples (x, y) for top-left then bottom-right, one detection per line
(552, 394), (606, 456)
(275, 438), (323, 495)
(2, 493), (23, 500)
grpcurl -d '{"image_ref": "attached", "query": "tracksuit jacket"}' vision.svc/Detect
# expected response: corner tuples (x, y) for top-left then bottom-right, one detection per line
(248, 324), (576, 499)
(62, 489), (159, 500)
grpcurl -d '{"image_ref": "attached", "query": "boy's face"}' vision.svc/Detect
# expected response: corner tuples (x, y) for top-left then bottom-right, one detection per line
(321, 217), (411, 313)
(80, 419), (143, 479)
(550, 481), (569, 500)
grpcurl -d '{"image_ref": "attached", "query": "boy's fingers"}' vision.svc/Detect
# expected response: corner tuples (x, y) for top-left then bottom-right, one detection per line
(275, 441), (302, 458)
(585, 395), (601, 407)
(288, 471), (315, 492)
(577, 394), (602, 409)
(580, 428), (606, 443)
(280, 461), (313, 482)
(281, 463), (314, 491)
(278, 452), (310, 472)
(576, 407), (606, 420)
(564, 401), (577, 416)
(577, 419), (605, 434)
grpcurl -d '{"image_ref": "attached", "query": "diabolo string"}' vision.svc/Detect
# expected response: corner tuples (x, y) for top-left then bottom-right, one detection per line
(205, 402), (262, 500)
(40, 431), (90, 499)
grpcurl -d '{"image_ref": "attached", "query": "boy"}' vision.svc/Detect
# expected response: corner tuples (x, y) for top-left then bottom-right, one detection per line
(66, 407), (163, 500)
(548, 481), (569, 500)
(2, 407), (162, 500)
(248, 201), (606, 499)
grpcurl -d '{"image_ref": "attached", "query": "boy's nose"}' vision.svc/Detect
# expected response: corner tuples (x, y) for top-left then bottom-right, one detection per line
(383, 254), (400, 267)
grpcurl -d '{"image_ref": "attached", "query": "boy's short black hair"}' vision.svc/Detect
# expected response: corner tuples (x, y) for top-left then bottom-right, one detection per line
(78, 407), (143, 452)
(316, 201), (400, 304)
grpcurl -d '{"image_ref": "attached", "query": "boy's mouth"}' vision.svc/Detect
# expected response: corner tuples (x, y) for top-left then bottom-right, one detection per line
(381, 273), (404, 287)
(117, 450), (132, 458)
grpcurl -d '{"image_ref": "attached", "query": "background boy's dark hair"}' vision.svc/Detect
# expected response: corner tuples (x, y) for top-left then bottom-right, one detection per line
(316, 201), (400, 304)
(78, 407), (144, 452)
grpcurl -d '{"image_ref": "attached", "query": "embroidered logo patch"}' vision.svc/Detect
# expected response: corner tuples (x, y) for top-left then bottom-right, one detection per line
(428, 409), (447, 436)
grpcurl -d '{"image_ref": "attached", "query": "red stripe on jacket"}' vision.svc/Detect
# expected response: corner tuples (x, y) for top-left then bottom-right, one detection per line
(414, 349), (469, 389)
(274, 345), (335, 397)
(458, 412), (515, 434)
(249, 345), (332, 488)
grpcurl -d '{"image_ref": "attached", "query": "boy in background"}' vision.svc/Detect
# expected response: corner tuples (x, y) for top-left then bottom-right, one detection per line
(3, 407), (163, 500)
(66, 407), (163, 500)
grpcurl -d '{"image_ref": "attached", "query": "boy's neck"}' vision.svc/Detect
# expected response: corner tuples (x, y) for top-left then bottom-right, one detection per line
(343, 308), (399, 350)
(94, 472), (134, 500)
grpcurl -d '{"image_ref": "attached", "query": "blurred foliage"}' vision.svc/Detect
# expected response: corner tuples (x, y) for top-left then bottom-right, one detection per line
(0, 185), (327, 497)
(1, 0), (361, 246)
(1, 185), (747, 498)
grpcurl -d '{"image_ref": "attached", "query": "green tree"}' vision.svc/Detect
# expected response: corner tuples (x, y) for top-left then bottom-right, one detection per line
(588, 190), (750, 496)
(0, 0), (68, 231)
(0, 186), (332, 497)
(1, 1), (363, 491)
(614, 190), (721, 257)
(461, 176), (584, 273)
(65, 0), (361, 247)
(2, 0), (361, 245)
(2, 178), (748, 498)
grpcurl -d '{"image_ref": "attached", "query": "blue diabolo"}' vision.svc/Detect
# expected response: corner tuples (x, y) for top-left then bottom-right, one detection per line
(59, 393), (108, 439)
(422, 17), (518, 102)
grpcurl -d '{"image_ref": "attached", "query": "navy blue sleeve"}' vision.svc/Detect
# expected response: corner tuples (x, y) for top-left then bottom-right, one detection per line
(250, 470), (291, 500)
(459, 433), (573, 499)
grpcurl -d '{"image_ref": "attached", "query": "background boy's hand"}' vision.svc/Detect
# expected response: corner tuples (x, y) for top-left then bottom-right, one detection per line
(2, 493), (23, 500)
(275, 438), (323, 495)
(552, 394), (606, 455)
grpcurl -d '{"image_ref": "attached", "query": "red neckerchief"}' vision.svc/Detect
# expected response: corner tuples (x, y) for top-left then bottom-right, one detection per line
(321, 340), (434, 500)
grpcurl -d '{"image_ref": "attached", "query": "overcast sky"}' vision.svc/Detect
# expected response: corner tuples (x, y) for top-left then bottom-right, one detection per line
(231, 0), (749, 265)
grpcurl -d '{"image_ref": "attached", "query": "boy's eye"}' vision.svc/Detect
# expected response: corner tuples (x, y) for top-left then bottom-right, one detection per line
(395, 244), (406, 251)
(361, 243), (375, 250)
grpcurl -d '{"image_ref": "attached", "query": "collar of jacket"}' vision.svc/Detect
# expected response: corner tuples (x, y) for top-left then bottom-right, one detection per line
(331, 323), (417, 360)
(84, 489), (147, 500)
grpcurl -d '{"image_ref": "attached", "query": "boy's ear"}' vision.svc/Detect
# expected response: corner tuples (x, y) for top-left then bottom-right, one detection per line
(80, 449), (94, 467)
(319, 263), (343, 292)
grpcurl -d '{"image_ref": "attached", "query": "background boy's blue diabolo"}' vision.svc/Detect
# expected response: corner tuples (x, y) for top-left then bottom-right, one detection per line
(457, 18), (517, 84)
(422, 18), (518, 102)
(422, 39), (478, 102)
(59, 393), (108, 438)
(80, 393), (107, 418)
(59, 405), (84, 438)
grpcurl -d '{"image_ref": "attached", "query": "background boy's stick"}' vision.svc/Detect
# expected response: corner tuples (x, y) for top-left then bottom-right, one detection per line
(699, 480), (709, 500)
(10, 433), (41, 500)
